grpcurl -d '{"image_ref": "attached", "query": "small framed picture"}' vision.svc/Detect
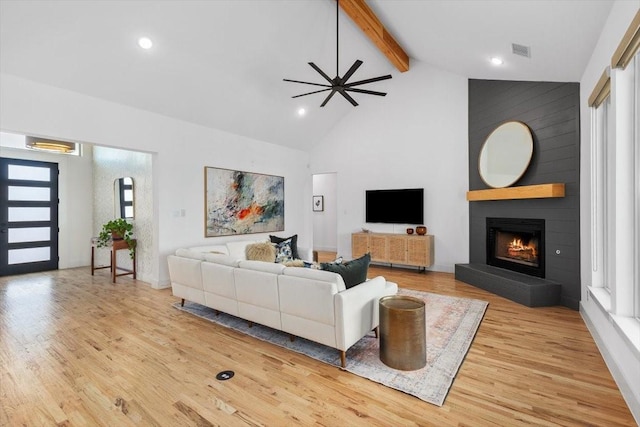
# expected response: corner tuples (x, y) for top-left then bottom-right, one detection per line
(313, 195), (324, 212)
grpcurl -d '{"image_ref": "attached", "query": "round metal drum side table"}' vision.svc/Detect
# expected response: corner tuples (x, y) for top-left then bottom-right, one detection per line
(379, 295), (426, 371)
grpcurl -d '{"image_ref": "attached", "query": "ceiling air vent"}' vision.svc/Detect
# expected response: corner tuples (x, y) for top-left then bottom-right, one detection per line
(512, 43), (531, 58)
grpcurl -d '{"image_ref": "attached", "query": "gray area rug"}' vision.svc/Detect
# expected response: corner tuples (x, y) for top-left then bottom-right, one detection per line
(173, 288), (488, 406)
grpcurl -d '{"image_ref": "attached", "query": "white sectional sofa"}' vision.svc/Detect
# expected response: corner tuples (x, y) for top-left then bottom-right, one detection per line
(167, 240), (398, 367)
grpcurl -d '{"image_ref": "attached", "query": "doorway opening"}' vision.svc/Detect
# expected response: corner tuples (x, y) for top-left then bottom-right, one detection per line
(312, 173), (337, 261)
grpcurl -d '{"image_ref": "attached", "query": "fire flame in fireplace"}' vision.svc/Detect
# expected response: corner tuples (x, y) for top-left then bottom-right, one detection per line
(508, 238), (537, 258)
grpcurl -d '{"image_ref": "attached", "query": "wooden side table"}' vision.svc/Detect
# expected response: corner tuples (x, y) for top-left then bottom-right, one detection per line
(91, 238), (137, 283)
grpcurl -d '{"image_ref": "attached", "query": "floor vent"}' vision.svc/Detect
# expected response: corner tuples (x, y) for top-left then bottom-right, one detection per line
(216, 370), (234, 381)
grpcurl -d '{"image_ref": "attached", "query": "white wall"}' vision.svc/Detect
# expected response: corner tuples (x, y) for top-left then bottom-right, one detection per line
(579, 1), (640, 422)
(0, 134), (93, 269)
(312, 173), (337, 252)
(310, 61), (469, 272)
(0, 74), (312, 287)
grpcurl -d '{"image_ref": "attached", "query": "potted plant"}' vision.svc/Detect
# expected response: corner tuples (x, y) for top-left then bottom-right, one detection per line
(97, 218), (136, 258)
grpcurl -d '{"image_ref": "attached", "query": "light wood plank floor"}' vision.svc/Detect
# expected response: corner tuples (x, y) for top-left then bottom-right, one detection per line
(1, 260), (635, 426)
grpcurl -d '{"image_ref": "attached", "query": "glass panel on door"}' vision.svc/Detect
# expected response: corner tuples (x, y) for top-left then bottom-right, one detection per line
(8, 186), (51, 201)
(8, 227), (51, 243)
(8, 247), (51, 264)
(7, 164), (51, 181)
(8, 207), (51, 222)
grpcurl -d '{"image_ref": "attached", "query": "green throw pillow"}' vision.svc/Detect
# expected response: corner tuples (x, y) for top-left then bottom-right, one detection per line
(321, 253), (370, 289)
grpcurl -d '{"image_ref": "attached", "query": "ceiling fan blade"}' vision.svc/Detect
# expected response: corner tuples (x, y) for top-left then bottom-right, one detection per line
(283, 78), (332, 88)
(336, 87), (359, 106)
(320, 90), (338, 107)
(285, 0), (392, 107)
(345, 87), (387, 96)
(308, 62), (335, 84)
(344, 74), (392, 88)
(341, 60), (363, 84)
(292, 88), (332, 98)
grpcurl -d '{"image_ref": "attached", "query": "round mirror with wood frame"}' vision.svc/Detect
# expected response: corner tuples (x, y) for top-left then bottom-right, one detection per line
(478, 121), (533, 188)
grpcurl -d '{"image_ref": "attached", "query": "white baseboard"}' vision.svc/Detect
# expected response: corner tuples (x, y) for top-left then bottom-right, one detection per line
(131, 273), (171, 289)
(433, 264), (455, 273)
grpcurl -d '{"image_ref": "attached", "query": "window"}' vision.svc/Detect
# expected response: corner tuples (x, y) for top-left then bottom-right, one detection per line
(601, 95), (614, 293)
(589, 70), (612, 293)
(588, 10), (640, 344)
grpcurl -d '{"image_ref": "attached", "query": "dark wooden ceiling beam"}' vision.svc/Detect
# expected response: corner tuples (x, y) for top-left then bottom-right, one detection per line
(338, 0), (410, 72)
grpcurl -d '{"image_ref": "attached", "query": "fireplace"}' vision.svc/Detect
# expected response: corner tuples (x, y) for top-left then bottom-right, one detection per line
(486, 218), (545, 278)
(455, 217), (558, 307)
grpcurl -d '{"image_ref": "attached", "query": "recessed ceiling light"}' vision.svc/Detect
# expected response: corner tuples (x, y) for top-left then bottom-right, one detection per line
(490, 57), (504, 66)
(297, 108), (306, 117)
(138, 37), (153, 50)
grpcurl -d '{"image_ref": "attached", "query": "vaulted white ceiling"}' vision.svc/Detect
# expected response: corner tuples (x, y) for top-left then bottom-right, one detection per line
(0, 0), (614, 151)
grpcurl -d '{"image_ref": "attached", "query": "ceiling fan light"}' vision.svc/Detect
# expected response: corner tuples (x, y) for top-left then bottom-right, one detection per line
(25, 136), (77, 153)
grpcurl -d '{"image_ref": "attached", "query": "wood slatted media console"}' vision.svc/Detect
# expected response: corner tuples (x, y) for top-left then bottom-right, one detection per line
(352, 232), (434, 270)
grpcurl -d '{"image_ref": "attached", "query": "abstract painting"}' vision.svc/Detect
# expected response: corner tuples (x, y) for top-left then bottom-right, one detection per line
(205, 167), (284, 237)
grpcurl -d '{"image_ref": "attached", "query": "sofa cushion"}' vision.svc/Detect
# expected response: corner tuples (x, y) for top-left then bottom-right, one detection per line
(274, 238), (294, 263)
(246, 241), (276, 262)
(321, 253), (371, 289)
(203, 252), (240, 267)
(185, 245), (229, 255)
(202, 262), (237, 299)
(226, 240), (260, 260)
(270, 234), (299, 259)
(238, 260), (287, 274)
(175, 248), (206, 260)
(282, 266), (346, 291)
(279, 277), (339, 326)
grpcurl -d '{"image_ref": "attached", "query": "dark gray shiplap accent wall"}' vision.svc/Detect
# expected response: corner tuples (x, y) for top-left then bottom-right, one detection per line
(468, 79), (580, 309)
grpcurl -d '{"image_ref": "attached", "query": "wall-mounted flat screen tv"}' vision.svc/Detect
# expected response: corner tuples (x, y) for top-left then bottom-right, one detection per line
(365, 188), (424, 224)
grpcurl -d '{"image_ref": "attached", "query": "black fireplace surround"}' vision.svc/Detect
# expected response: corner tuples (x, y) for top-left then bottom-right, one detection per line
(456, 216), (559, 307)
(458, 79), (580, 309)
(456, 217), (561, 307)
(486, 217), (545, 278)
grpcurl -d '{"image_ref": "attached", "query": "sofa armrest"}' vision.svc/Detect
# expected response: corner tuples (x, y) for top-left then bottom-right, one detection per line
(334, 276), (396, 351)
(167, 255), (206, 305)
(167, 255), (203, 290)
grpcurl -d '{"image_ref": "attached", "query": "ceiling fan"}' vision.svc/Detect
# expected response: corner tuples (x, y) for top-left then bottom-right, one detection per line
(283, 0), (392, 107)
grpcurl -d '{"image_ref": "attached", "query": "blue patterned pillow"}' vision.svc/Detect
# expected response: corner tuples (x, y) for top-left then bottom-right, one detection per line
(275, 238), (293, 263)
(270, 234), (299, 259)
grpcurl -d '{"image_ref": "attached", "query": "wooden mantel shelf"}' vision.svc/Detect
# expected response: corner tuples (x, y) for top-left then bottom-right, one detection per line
(466, 183), (565, 201)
